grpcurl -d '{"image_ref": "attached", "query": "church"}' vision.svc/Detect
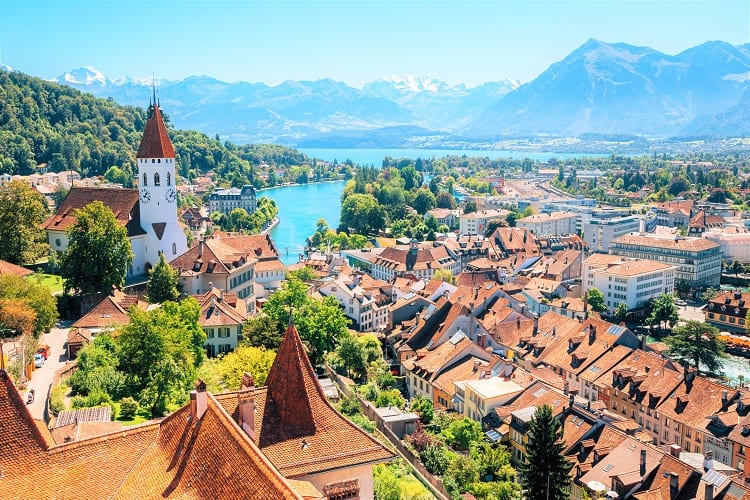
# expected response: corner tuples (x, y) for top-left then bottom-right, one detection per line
(43, 100), (187, 277)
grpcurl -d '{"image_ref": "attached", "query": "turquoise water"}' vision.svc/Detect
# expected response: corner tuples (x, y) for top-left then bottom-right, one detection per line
(299, 147), (605, 166)
(261, 181), (346, 265)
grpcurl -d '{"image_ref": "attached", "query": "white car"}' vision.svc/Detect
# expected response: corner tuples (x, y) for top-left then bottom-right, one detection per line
(33, 353), (44, 368)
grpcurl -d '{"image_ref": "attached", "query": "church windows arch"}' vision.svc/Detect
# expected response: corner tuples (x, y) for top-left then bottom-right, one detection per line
(167, 172), (171, 186)
(154, 173), (161, 186)
(142, 173), (147, 186)
(172, 242), (177, 255)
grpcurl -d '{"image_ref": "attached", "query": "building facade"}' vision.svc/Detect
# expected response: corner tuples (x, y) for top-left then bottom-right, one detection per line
(583, 214), (641, 253)
(517, 211), (578, 237)
(208, 185), (257, 215)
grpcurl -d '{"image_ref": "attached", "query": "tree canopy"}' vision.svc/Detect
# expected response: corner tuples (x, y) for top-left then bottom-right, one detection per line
(0, 275), (58, 335)
(340, 193), (386, 235)
(665, 320), (726, 375)
(586, 287), (607, 313)
(519, 404), (572, 500)
(646, 293), (679, 333)
(147, 253), (180, 303)
(0, 180), (49, 264)
(59, 201), (133, 296)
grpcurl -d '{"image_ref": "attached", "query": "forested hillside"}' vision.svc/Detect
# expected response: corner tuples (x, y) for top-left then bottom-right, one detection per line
(0, 69), (327, 188)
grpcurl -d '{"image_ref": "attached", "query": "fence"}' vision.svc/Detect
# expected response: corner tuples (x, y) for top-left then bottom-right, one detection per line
(325, 365), (450, 500)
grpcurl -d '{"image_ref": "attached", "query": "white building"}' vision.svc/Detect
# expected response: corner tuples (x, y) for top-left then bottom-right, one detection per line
(704, 230), (750, 263)
(610, 233), (722, 288)
(581, 255), (675, 314)
(44, 102), (187, 277)
(459, 209), (509, 235)
(583, 214), (642, 253)
(208, 185), (257, 215)
(317, 274), (389, 332)
(371, 241), (459, 282)
(516, 211), (578, 237)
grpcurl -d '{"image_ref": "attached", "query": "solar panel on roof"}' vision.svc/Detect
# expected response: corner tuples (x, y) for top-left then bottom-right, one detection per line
(533, 388), (547, 398)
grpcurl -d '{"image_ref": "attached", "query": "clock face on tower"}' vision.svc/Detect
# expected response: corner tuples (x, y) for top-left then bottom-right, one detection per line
(165, 187), (177, 204)
(139, 188), (151, 204)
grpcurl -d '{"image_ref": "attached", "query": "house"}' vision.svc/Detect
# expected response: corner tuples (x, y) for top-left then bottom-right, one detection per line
(655, 199), (694, 228)
(373, 406), (420, 439)
(425, 207), (459, 229)
(49, 406), (121, 445)
(194, 288), (249, 357)
(170, 236), (258, 312)
(704, 290), (750, 334)
(461, 376), (524, 422)
(516, 211), (578, 237)
(71, 290), (146, 335)
(371, 241), (459, 281)
(66, 328), (93, 359)
(318, 272), (389, 332)
(0, 259), (33, 278)
(214, 319), (394, 498)
(583, 214), (642, 253)
(208, 184), (257, 215)
(688, 210), (726, 236)
(459, 209), (509, 236)
(43, 103), (187, 277)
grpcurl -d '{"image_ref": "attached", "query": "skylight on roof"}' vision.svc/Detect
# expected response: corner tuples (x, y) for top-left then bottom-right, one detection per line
(603, 464), (614, 472)
(607, 325), (625, 336)
(589, 366), (601, 373)
(533, 388), (548, 398)
(449, 331), (467, 345)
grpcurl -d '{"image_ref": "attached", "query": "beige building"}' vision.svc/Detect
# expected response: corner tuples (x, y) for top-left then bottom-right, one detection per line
(516, 211), (578, 237)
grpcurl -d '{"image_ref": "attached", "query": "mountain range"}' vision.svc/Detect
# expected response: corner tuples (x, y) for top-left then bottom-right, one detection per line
(44, 39), (750, 146)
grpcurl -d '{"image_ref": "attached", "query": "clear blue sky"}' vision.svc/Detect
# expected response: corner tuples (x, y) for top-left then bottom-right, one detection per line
(2, 0), (749, 87)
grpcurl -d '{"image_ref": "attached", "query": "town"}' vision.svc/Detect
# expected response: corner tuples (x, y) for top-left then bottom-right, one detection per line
(2, 83), (750, 499)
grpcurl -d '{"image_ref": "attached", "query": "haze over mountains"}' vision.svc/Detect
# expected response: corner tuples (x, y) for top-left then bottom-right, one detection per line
(43, 39), (750, 147)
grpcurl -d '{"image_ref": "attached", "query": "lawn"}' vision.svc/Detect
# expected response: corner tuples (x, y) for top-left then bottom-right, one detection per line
(26, 273), (64, 295)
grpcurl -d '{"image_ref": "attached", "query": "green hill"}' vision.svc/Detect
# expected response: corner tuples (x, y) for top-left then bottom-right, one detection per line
(0, 69), (326, 188)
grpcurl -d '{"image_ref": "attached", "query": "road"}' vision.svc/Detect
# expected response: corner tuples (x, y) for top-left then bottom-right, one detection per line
(25, 321), (72, 421)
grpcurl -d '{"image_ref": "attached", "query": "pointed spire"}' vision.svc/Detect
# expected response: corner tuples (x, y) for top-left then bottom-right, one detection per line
(136, 98), (175, 159)
(261, 315), (318, 444)
(151, 73), (156, 107)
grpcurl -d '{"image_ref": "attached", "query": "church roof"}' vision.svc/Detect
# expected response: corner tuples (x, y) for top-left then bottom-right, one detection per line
(0, 259), (33, 277)
(215, 319), (393, 477)
(43, 187), (145, 237)
(0, 370), (303, 499)
(136, 104), (175, 158)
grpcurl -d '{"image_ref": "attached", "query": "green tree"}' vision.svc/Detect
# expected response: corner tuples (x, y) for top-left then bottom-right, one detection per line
(198, 345), (276, 393)
(446, 454), (480, 494)
(435, 191), (457, 209)
(375, 389), (405, 409)
(412, 188), (436, 215)
(519, 404), (572, 500)
(505, 212), (520, 227)
(665, 320), (726, 375)
(484, 218), (507, 236)
(117, 298), (205, 417)
(433, 267), (455, 284)
(0, 180), (49, 264)
(0, 275), (58, 335)
(241, 314), (283, 350)
(674, 279), (691, 298)
(614, 302), (628, 322)
(103, 165), (131, 187)
(646, 293), (679, 333)
(147, 253), (180, 303)
(340, 193), (386, 235)
(463, 201), (477, 214)
(586, 287), (607, 313)
(443, 416), (482, 451)
(59, 201), (133, 296)
(733, 260), (744, 276)
(335, 332), (366, 378)
(410, 395), (434, 423)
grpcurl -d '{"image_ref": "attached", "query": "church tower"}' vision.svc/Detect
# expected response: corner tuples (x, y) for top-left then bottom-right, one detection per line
(136, 97), (187, 270)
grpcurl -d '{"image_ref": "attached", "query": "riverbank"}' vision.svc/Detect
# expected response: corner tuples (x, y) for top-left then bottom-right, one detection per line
(257, 177), (347, 194)
(260, 216), (280, 235)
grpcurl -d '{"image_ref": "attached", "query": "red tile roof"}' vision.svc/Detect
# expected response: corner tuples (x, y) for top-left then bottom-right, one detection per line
(136, 104), (176, 158)
(43, 188), (145, 236)
(0, 259), (33, 277)
(215, 319), (393, 477)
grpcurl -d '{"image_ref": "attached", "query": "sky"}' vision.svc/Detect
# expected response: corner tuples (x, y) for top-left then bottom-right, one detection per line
(1, 0), (749, 87)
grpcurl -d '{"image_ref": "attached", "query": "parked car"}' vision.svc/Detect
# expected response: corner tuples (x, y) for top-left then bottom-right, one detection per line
(675, 299), (687, 307)
(37, 344), (50, 360)
(33, 353), (44, 368)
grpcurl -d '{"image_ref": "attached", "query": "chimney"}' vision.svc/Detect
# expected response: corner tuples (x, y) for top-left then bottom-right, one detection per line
(588, 324), (597, 344)
(721, 390), (728, 405)
(533, 314), (539, 336)
(640, 334), (646, 350)
(705, 482), (714, 500)
(684, 364), (695, 387)
(569, 393), (574, 409)
(564, 381), (570, 395)
(640, 449), (647, 476)
(669, 472), (679, 499)
(238, 372), (256, 440)
(189, 379), (208, 422)
(703, 450), (714, 471)
(473, 359), (480, 372)
(669, 444), (682, 457)
(516, 316), (521, 330)
(352, 273), (360, 287)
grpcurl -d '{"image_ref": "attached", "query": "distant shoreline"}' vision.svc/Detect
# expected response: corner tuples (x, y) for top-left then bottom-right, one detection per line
(257, 178), (346, 194)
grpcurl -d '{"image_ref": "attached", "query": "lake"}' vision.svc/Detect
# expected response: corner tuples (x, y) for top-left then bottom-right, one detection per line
(264, 148), (605, 264)
(299, 147), (602, 166)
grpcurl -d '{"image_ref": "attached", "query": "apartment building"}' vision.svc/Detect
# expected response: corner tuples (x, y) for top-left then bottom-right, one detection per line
(704, 290), (750, 333)
(609, 233), (722, 288)
(208, 184), (257, 215)
(517, 211), (578, 237)
(459, 209), (509, 235)
(583, 214), (642, 253)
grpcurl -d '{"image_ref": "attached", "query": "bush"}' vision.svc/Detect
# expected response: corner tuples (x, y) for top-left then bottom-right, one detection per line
(119, 397), (139, 419)
(359, 382), (379, 402)
(375, 389), (405, 409)
(349, 413), (376, 433)
(339, 392), (361, 416)
(49, 383), (68, 416)
(420, 444), (451, 475)
(71, 395), (86, 409)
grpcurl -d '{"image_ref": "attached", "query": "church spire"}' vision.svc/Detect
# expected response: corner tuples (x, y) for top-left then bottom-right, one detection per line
(136, 100), (175, 159)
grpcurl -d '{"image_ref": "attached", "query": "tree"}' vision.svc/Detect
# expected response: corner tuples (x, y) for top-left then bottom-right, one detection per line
(463, 201), (477, 214)
(147, 254), (180, 303)
(198, 345), (276, 393)
(335, 332), (366, 378)
(433, 268), (455, 284)
(443, 416), (482, 451)
(117, 298), (205, 417)
(435, 191), (457, 209)
(505, 212), (520, 227)
(484, 218), (508, 236)
(59, 201), (133, 296)
(340, 193), (386, 235)
(446, 454), (480, 494)
(646, 293), (679, 333)
(241, 314), (283, 350)
(701, 287), (720, 303)
(586, 287), (607, 313)
(674, 279), (691, 298)
(412, 188), (436, 215)
(519, 404), (572, 500)
(0, 180), (49, 264)
(733, 260), (744, 276)
(614, 302), (628, 322)
(665, 320), (726, 375)
(0, 275), (58, 335)
(410, 395), (434, 423)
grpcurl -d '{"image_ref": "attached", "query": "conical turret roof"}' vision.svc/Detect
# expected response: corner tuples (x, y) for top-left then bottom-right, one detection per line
(136, 104), (175, 158)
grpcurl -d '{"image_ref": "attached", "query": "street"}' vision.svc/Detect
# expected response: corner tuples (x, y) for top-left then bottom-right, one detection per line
(25, 321), (71, 421)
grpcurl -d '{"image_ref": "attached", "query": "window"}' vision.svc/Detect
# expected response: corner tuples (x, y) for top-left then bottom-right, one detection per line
(172, 243), (177, 255)
(166, 172), (171, 186)
(206, 328), (214, 339)
(55, 238), (61, 247)
(154, 172), (161, 186)
(142, 173), (147, 186)
(218, 328), (231, 338)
